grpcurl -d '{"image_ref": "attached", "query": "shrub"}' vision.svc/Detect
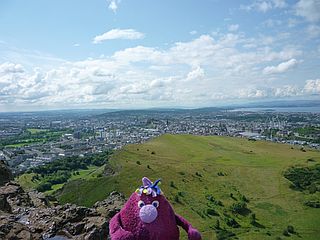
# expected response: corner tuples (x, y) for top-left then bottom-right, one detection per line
(282, 229), (290, 236)
(36, 182), (52, 192)
(287, 225), (295, 234)
(207, 208), (219, 216)
(215, 229), (235, 240)
(304, 200), (320, 208)
(230, 201), (248, 215)
(250, 213), (256, 224)
(178, 191), (186, 197)
(174, 195), (181, 203)
(214, 220), (220, 230)
(284, 164), (320, 192)
(170, 181), (176, 188)
(225, 217), (240, 228)
(136, 161), (141, 165)
(241, 195), (249, 203)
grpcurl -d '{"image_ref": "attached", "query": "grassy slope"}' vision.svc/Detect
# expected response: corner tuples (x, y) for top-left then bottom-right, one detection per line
(17, 165), (105, 194)
(57, 134), (320, 240)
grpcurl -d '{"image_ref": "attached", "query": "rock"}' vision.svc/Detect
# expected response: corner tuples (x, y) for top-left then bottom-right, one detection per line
(94, 191), (125, 218)
(0, 182), (33, 213)
(103, 163), (115, 176)
(0, 160), (13, 186)
(28, 190), (50, 208)
(0, 184), (126, 239)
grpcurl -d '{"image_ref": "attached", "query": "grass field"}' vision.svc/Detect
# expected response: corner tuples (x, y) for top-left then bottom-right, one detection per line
(54, 134), (320, 239)
(27, 128), (49, 134)
(17, 165), (105, 195)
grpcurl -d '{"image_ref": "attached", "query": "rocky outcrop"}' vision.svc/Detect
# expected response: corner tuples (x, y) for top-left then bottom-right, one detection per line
(0, 160), (13, 186)
(0, 181), (125, 240)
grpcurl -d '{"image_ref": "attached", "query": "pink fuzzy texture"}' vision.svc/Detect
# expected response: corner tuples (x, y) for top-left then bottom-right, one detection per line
(109, 192), (201, 240)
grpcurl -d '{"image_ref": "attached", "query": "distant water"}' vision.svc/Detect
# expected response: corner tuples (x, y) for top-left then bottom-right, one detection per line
(231, 106), (320, 113)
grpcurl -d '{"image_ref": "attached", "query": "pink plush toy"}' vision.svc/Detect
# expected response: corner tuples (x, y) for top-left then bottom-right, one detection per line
(109, 177), (202, 240)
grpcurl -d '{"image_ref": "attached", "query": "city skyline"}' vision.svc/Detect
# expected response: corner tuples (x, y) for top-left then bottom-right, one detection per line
(0, 0), (320, 112)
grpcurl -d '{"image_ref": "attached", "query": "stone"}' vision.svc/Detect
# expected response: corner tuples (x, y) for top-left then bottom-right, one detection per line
(0, 184), (125, 239)
(0, 160), (13, 186)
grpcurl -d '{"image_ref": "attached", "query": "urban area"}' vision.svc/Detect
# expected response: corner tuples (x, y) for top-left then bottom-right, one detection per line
(1, 108), (319, 174)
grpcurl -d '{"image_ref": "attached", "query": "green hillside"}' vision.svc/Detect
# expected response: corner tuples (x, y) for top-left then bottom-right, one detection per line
(56, 134), (320, 239)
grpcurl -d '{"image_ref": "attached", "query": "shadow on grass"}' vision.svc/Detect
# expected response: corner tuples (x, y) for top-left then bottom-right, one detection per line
(251, 221), (265, 229)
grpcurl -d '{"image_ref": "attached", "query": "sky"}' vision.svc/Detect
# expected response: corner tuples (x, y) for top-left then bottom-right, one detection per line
(0, 0), (319, 111)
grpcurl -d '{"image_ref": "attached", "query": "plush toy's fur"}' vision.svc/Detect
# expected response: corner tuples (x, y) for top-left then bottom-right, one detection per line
(109, 177), (202, 240)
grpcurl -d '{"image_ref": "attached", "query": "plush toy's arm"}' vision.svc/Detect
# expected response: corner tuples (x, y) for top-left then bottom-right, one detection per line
(109, 213), (135, 240)
(175, 214), (202, 240)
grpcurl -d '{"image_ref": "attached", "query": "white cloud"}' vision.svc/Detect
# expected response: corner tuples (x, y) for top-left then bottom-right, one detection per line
(274, 85), (300, 97)
(0, 33), (307, 109)
(304, 79), (320, 94)
(272, 0), (286, 8)
(107, 0), (120, 13)
(0, 62), (24, 74)
(306, 25), (320, 38)
(295, 0), (320, 22)
(190, 30), (197, 35)
(73, 43), (80, 47)
(238, 88), (268, 98)
(263, 59), (299, 74)
(186, 66), (205, 81)
(263, 19), (282, 27)
(93, 29), (144, 43)
(240, 0), (286, 12)
(228, 24), (239, 32)
(258, 1), (273, 12)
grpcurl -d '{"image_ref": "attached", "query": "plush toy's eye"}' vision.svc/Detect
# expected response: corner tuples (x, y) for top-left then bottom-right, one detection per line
(152, 201), (159, 208)
(138, 200), (145, 208)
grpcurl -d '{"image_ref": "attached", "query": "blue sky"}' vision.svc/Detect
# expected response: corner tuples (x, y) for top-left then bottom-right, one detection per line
(0, 0), (319, 111)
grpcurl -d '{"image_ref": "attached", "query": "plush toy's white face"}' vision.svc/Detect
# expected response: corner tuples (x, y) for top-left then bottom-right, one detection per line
(138, 199), (159, 223)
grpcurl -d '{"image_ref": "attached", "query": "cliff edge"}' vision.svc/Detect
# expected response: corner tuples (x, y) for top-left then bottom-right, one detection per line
(0, 166), (125, 240)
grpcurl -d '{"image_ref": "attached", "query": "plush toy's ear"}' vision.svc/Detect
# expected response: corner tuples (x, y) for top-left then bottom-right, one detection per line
(142, 177), (152, 187)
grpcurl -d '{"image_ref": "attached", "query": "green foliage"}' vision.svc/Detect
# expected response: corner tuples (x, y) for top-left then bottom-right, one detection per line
(207, 208), (219, 216)
(206, 194), (223, 206)
(214, 219), (220, 230)
(0, 129), (68, 147)
(224, 217), (240, 228)
(287, 225), (295, 234)
(240, 194), (249, 203)
(282, 229), (290, 237)
(36, 182), (52, 192)
(174, 195), (181, 204)
(304, 200), (320, 208)
(295, 126), (320, 136)
(178, 191), (186, 197)
(284, 164), (320, 192)
(27, 151), (111, 192)
(230, 201), (250, 216)
(136, 161), (141, 165)
(54, 134), (320, 239)
(215, 229), (235, 240)
(250, 213), (256, 224)
(170, 181), (176, 188)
